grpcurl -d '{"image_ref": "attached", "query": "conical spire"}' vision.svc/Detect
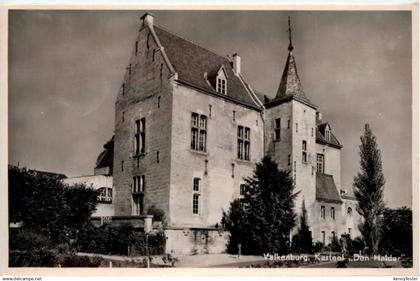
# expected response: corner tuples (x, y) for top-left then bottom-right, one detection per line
(275, 17), (307, 100)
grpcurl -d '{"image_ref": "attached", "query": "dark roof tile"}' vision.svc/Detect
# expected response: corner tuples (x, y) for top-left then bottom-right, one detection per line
(316, 122), (342, 148)
(154, 26), (261, 110)
(316, 173), (342, 204)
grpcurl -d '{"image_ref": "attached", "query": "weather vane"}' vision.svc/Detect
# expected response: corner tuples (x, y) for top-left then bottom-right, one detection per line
(288, 16), (294, 52)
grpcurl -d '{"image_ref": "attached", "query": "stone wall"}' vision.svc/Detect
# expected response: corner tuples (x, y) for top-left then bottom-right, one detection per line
(113, 26), (173, 217)
(316, 142), (341, 190)
(165, 228), (229, 255)
(169, 84), (264, 227)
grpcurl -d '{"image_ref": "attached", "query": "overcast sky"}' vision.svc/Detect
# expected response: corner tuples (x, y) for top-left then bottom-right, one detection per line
(8, 10), (412, 208)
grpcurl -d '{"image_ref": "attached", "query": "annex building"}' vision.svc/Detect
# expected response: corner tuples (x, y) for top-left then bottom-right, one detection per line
(70, 13), (362, 254)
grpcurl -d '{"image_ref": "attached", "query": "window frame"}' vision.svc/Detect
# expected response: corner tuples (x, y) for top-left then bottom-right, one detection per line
(321, 205), (326, 219)
(191, 113), (207, 152)
(237, 125), (251, 161)
(302, 140), (307, 163)
(317, 153), (325, 173)
(331, 207), (335, 220)
(275, 118), (281, 140)
(216, 77), (227, 94)
(192, 177), (201, 215)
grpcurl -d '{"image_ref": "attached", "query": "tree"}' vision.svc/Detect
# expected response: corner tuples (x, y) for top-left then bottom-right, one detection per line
(222, 156), (298, 255)
(379, 207), (412, 257)
(292, 200), (313, 253)
(8, 166), (98, 244)
(353, 124), (385, 255)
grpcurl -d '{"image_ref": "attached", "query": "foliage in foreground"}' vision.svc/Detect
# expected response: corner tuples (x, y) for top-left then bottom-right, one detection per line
(222, 156), (298, 255)
(379, 207), (412, 257)
(353, 124), (385, 255)
(9, 166), (98, 244)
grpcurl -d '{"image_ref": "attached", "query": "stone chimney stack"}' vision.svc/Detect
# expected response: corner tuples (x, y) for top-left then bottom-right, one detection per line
(316, 112), (322, 123)
(141, 12), (154, 28)
(232, 53), (241, 75)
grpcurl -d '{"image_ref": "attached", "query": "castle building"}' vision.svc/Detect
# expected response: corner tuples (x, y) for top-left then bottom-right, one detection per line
(108, 13), (361, 254)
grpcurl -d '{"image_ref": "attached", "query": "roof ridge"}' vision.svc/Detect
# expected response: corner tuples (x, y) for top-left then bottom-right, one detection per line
(154, 24), (231, 63)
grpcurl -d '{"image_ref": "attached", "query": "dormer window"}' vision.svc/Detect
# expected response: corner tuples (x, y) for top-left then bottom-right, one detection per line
(217, 77), (226, 94)
(207, 65), (228, 95)
(325, 125), (331, 141)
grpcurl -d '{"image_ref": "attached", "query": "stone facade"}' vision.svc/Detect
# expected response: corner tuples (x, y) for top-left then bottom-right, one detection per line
(107, 13), (362, 253)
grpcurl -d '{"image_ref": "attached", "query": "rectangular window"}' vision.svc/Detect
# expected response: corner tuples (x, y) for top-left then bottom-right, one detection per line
(321, 205), (325, 219)
(288, 154), (291, 166)
(192, 194), (200, 215)
(287, 120), (290, 129)
(321, 231), (326, 245)
(275, 118), (281, 140)
(311, 128), (314, 137)
(331, 231), (336, 242)
(135, 118), (146, 155)
(217, 78), (226, 94)
(302, 140), (307, 163)
(191, 113), (207, 152)
(135, 41), (138, 55)
(192, 177), (201, 215)
(317, 153), (325, 173)
(140, 118), (145, 154)
(122, 111), (125, 122)
(121, 161), (124, 172)
(240, 184), (246, 196)
(132, 175), (145, 215)
(296, 123), (298, 133)
(239, 184), (246, 209)
(193, 177), (200, 192)
(331, 207), (335, 220)
(237, 126), (250, 161)
(133, 175), (145, 193)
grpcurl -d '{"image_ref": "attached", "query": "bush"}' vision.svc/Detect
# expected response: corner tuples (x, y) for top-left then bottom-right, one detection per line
(9, 248), (58, 267)
(147, 205), (166, 223)
(60, 255), (104, 267)
(313, 242), (323, 253)
(9, 229), (52, 251)
(76, 223), (166, 256)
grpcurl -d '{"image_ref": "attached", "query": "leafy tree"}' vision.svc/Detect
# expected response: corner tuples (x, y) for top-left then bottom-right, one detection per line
(222, 156), (298, 255)
(353, 124), (385, 255)
(291, 200), (313, 253)
(8, 166), (98, 245)
(379, 207), (412, 257)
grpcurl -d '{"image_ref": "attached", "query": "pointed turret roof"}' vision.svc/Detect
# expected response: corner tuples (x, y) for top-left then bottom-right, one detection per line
(276, 51), (306, 99)
(266, 17), (316, 109)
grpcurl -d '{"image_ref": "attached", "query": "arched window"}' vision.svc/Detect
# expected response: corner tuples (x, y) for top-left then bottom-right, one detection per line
(347, 207), (353, 216)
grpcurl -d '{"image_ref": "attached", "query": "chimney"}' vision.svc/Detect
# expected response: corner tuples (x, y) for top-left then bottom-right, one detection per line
(141, 12), (154, 28)
(316, 112), (322, 123)
(232, 53), (241, 75)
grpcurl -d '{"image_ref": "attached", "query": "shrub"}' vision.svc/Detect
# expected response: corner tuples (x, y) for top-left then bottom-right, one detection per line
(9, 229), (52, 251)
(76, 223), (166, 256)
(9, 248), (58, 267)
(147, 205), (166, 223)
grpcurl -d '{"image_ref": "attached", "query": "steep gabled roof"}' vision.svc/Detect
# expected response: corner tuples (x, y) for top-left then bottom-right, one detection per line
(316, 122), (342, 149)
(153, 26), (261, 110)
(316, 173), (342, 204)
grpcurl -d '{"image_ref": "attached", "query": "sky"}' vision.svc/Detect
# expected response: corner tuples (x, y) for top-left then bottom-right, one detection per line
(8, 10), (412, 208)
